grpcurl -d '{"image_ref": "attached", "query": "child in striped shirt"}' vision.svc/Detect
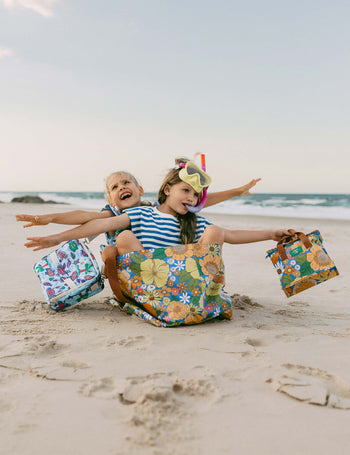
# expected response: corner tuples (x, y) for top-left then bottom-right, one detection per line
(16, 167), (260, 247)
(23, 159), (291, 253)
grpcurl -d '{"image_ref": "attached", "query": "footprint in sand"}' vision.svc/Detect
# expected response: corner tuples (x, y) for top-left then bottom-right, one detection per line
(244, 337), (267, 347)
(18, 300), (51, 314)
(118, 372), (221, 448)
(78, 369), (221, 452)
(26, 336), (66, 356)
(231, 294), (263, 311)
(116, 335), (150, 349)
(79, 377), (119, 399)
(274, 309), (303, 318)
(267, 363), (350, 409)
(0, 337), (65, 373)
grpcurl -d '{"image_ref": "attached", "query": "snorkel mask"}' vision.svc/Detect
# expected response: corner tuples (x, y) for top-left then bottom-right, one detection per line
(178, 154), (211, 213)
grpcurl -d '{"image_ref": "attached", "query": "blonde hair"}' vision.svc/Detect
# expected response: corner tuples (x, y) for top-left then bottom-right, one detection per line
(104, 171), (140, 200)
(158, 158), (198, 244)
(104, 171), (152, 208)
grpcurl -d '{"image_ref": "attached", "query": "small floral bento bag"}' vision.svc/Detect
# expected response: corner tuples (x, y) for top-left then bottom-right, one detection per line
(34, 239), (105, 310)
(266, 230), (339, 297)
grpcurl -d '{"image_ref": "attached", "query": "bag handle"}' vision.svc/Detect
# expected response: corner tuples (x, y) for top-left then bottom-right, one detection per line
(103, 248), (135, 304)
(277, 229), (312, 261)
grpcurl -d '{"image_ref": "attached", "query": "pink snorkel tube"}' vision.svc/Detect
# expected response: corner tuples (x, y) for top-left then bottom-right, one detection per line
(185, 153), (208, 213)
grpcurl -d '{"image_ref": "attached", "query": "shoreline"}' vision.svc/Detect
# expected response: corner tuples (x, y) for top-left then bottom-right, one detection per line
(203, 210), (350, 227)
(2, 202), (350, 454)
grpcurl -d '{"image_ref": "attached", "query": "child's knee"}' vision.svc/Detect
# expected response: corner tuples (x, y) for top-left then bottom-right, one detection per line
(200, 225), (224, 244)
(117, 230), (137, 248)
(116, 230), (143, 255)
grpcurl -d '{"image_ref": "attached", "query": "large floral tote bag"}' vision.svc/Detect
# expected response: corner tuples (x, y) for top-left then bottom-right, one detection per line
(113, 244), (232, 327)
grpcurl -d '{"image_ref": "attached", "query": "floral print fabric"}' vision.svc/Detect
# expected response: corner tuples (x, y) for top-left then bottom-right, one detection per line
(115, 243), (232, 327)
(34, 240), (104, 310)
(101, 204), (122, 245)
(266, 230), (339, 297)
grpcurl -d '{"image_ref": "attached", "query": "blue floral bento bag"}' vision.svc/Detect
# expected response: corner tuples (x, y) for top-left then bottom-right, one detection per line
(110, 243), (233, 327)
(34, 239), (104, 310)
(266, 230), (339, 297)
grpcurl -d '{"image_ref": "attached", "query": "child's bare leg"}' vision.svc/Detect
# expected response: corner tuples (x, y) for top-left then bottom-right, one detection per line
(116, 230), (143, 255)
(101, 246), (119, 283)
(198, 225), (224, 245)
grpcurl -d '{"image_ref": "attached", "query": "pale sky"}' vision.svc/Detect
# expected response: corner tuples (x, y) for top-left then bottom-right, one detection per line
(1, 0), (349, 193)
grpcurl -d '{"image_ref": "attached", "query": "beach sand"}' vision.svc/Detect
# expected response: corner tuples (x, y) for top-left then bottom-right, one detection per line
(1, 202), (350, 454)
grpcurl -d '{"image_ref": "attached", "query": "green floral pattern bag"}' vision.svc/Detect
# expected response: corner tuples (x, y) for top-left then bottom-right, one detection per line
(114, 243), (232, 327)
(266, 230), (339, 297)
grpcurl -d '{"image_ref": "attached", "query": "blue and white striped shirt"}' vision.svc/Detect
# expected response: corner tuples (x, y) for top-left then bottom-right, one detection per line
(124, 206), (212, 249)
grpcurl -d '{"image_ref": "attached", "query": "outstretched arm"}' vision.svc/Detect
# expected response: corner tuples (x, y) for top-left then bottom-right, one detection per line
(16, 209), (113, 228)
(204, 178), (261, 208)
(24, 213), (131, 251)
(223, 228), (291, 244)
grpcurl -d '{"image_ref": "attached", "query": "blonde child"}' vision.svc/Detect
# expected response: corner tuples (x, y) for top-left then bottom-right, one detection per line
(16, 167), (261, 246)
(23, 160), (290, 253)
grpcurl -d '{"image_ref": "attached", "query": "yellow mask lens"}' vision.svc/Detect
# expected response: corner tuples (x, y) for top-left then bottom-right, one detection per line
(179, 161), (212, 193)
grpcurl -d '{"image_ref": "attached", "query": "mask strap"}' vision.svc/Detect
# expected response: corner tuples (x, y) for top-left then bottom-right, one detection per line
(185, 154), (209, 213)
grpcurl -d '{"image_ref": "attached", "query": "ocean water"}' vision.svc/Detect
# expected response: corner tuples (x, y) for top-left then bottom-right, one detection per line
(2, 191), (350, 220)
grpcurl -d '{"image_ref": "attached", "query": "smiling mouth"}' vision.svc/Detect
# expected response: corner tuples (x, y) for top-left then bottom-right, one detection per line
(121, 193), (132, 200)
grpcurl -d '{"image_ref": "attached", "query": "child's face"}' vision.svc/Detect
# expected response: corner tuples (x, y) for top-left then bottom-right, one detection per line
(106, 173), (144, 211)
(162, 181), (199, 216)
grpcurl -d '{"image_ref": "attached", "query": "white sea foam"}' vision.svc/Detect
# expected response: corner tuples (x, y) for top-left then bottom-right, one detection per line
(202, 200), (350, 220)
(0, 192), (14, 202)
(299, 198), (328, 205)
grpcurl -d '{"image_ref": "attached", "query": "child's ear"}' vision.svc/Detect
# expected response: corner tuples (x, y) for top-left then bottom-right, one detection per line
(164, 184), (170, 196)
(138, 186), (145, 197)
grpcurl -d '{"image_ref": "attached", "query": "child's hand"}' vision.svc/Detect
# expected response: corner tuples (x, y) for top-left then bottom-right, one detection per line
(16, 214), (50, 228)
(271, 229), (296, 242)
(236, 178), (261, 197)
(24, 235), (60, 251)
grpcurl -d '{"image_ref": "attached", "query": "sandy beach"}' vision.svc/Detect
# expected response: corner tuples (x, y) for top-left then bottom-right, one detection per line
(1, 202), (350, 455)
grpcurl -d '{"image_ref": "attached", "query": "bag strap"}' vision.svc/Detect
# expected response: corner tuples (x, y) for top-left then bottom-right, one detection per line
(103, 248), (135, 304)
(277, 230), (312, 261)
